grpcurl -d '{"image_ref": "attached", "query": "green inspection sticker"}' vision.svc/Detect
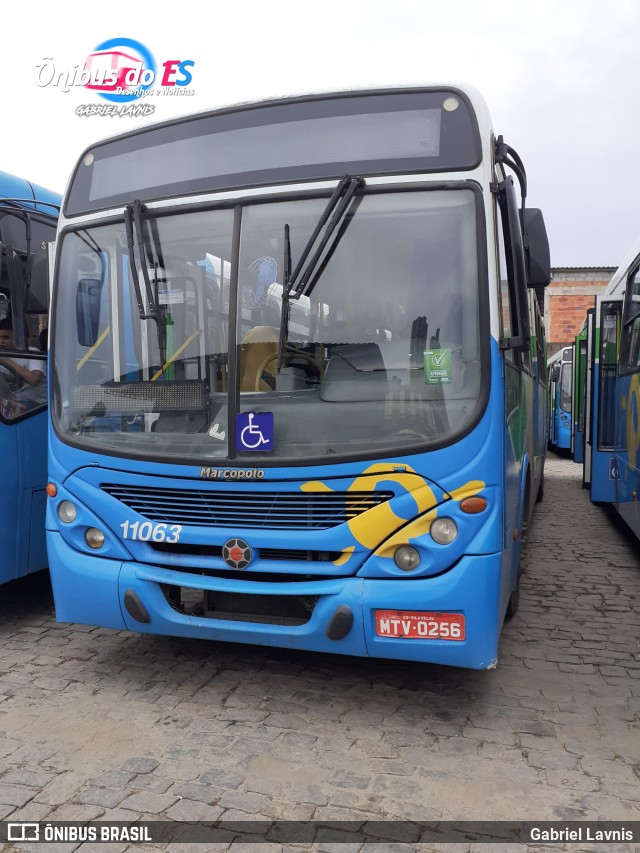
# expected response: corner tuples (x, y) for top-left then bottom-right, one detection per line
(424, 349), (452, 385)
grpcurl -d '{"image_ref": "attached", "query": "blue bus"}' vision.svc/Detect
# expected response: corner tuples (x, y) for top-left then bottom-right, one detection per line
(547, 346), (573, 451)
(0, 170), (60, 585)
(583, 245), (640, 539)
(47, 86), (550, 669)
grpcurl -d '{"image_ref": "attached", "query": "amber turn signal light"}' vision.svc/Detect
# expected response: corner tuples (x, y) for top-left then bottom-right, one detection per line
(46, 483), (58, 497)
(460, 496), (487, 514)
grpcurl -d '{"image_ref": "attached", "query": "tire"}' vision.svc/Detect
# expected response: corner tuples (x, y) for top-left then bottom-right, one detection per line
(505, 577), (520, 619)
(535, 463), (544, 503)
(507, 522), (524, 618)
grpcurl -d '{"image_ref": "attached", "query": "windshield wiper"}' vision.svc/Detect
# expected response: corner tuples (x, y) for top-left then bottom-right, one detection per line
(277, 175), (364, 373)
(123, 200), (173, 374)
(123, 200), (158, 321)
(283, 174), (364, 303)
(277, 224), (293, 372)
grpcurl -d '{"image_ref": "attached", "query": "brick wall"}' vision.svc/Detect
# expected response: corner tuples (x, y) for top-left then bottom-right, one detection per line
(544, 268), (616, 358)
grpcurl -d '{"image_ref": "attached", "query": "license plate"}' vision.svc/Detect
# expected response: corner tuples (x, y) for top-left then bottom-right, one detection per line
(375, 610), (465, 640)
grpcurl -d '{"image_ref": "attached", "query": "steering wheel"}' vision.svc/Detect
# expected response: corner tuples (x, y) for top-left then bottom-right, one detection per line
(253, 351), (322, 392)
(0, 362), (21, 393)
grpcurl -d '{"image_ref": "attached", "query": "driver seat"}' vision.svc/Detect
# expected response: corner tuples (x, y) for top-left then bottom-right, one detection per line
(239, 326), (279, 391)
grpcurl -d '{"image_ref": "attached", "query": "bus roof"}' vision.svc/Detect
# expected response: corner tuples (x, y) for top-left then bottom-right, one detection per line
(0, 169), (61, 217)
(547, 346), (573, 366)
(604, 232), (640, 296)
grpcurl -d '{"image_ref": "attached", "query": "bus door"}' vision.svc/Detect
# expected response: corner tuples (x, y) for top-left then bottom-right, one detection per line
(583, 309), (595, 486)
(547, 358), (558, 446)
(0, 205), (53, 582)
(572, 325), (588, 464)
(588, 296), (623, 503)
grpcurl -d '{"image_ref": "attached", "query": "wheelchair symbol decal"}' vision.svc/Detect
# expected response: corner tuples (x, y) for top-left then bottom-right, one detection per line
(236, 411), (274, 452)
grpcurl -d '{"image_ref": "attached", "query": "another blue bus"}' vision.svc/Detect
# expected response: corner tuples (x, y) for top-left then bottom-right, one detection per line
(547, 346), (573, 452)
(47, 86), (550, 669)
(0, 170), (59, 585)
(583, 244), (640, 540)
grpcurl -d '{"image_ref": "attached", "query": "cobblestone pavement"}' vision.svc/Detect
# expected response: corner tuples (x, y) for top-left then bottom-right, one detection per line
(0, 453), (638, 852)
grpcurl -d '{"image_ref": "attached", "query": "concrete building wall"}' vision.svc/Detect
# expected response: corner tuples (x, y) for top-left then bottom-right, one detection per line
(544, 267), (616, 359)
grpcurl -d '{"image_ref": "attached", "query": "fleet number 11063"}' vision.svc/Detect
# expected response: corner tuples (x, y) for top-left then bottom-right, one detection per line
(120, 521), (182, 543)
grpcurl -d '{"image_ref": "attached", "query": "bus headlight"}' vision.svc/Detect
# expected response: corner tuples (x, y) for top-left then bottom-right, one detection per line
(58, 501), (77, 523)
(430, 517), (458, 545)
(85, 528), (105, 549)
(393, 545), (421, 572)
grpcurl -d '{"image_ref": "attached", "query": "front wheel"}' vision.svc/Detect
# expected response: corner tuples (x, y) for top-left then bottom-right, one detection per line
(536, 463), (545, 503)
(505, 575), (520, 619)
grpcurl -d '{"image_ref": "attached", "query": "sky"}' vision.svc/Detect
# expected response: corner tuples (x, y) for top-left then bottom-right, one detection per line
(4, 0), (639, 268)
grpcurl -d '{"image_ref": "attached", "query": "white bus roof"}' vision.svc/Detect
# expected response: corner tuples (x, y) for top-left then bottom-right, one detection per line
(605, 233), (640, 295)
(64, 85), (494, 218)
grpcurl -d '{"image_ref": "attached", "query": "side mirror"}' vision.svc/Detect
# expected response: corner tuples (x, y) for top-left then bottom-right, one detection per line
(498, 178), (531, 352)
(76, 278), (103, 347)
(523, 208), (551, 287)
(28, 255), (49, 313)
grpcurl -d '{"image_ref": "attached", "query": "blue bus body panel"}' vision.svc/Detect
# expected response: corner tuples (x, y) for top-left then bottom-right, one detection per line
(0, 410), (48, 583)
(553, 415), (572, 450)
(0, 172), (60, 583)
(0, 420), (20, 583)
(614, 374), (640, 539)
(617, 465), (640, 540)
(590, 363), (619, 504)
(0, 171), (33, 202)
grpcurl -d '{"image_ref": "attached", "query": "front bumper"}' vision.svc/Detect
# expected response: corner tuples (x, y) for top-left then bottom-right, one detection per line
(48, 530), (503, 669)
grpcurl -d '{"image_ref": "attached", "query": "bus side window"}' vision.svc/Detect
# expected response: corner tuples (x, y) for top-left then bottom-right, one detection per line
(621, 265), (640, 373)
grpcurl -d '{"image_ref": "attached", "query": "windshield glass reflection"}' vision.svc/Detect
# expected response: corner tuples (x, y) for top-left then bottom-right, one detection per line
(53, 189), (485, 462)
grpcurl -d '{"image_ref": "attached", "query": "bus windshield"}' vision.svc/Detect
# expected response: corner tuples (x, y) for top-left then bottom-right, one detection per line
(53, 186), (484, 463)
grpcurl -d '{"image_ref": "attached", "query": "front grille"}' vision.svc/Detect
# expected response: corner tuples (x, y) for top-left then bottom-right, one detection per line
(259, 548), (341, 562)
(102, 484), (392, 530)
(150, 542), (341, 562)
(159, 566), (347, 583)
(160, 583), (318, 625)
